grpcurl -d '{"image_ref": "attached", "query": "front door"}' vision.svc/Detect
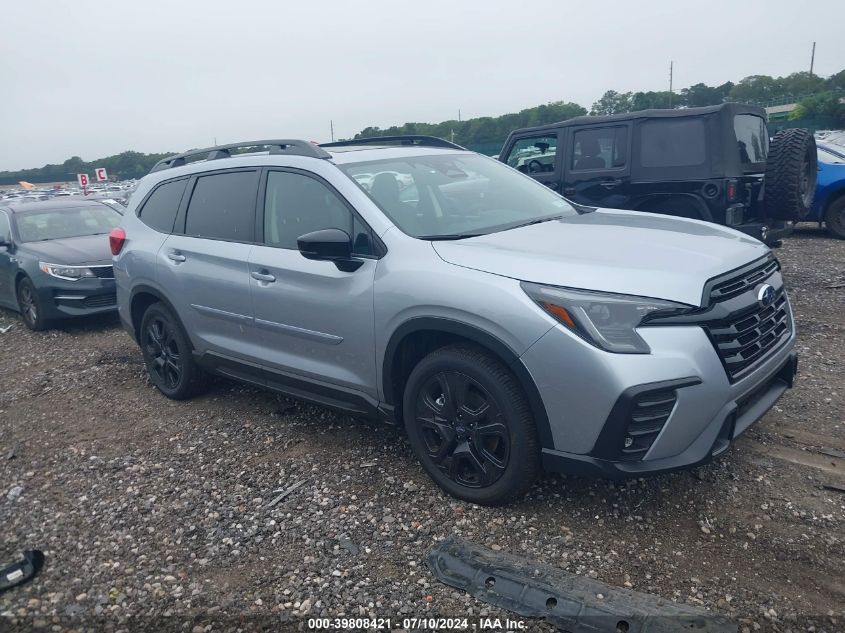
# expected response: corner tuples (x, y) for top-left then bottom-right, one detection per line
(562, 124), (632, 208)
(500, 133), (562, 192)
(248, 168), (379, 402)
(157, 168), (262, 380)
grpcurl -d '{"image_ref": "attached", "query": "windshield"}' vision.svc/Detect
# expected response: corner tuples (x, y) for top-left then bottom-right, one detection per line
(733, 114), (769, 167)
(339, 154), (578, 239)
(14, 206), (122, 242)
(818, 147), (845, 164)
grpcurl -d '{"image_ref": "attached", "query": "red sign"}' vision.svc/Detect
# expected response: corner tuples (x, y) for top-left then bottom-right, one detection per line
(77, 173), (89, 187)
(95, 167), (108, 182)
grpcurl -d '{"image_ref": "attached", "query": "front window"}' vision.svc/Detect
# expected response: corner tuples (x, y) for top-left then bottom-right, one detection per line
(339, 154), (578, 239)
(733, 114), (769, 166)
(503, 136), (557, 174)
(13, 206), (121, 242)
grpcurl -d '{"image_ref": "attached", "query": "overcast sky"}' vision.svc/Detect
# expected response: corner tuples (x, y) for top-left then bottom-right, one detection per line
(1, 0), (843, 172)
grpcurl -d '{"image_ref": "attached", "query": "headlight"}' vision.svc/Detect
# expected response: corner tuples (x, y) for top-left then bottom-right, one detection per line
(39, 262), (96, 281)
(521, 282), (692, 353)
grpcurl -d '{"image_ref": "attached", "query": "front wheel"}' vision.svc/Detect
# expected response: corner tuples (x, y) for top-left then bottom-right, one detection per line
(825, 197), (845, 240)
(16, 278), (49, 331)
(402, 345), (541, 506)
(139, 303), (206, 400)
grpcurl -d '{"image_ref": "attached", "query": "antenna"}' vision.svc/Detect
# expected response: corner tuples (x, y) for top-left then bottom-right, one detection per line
(668, 61), (674, 108)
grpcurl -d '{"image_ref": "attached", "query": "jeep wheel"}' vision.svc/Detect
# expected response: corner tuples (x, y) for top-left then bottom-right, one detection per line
(825, 196), (845, 240)
(402, 345), (540, 506)
(764, 128), (817, 221)
(139, 303), (206, 400)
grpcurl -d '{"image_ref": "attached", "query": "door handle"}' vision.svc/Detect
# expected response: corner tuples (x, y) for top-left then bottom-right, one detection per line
(600, 179), (622, 189)
(250, 271), (276, 283)
(167, 252), (186, 263)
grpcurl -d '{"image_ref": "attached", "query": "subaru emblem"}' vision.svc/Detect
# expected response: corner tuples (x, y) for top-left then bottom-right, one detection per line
(757, 284), (775, 307)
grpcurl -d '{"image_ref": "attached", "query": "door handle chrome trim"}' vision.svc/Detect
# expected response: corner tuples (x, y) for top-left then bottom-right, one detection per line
(167, 252), (186, 262)
(250, 271), (276, 283)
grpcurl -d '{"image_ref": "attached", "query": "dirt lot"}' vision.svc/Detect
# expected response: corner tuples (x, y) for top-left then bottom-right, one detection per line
(1, 226), (843, 632)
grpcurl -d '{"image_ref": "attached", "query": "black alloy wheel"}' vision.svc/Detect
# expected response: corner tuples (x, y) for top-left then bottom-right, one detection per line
(139, 303), (205, 400)
(16, 278), (47, 331)
(414, 371), (509, 488)
(143, 315), (182, 391)
(402, 345), (540, 506)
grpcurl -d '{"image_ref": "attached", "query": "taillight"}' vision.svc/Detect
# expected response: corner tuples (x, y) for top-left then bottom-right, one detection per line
(726, 179), (738, 202)
(109, 227), (126, 255)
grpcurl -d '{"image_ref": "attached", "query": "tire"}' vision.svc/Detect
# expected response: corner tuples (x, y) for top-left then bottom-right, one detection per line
(139, 302), (206, 400)
(16, 277), (49, 331)
(825, 196), (845, 240)
(764, 128), (817, 221)
(402, 345), (541, 506)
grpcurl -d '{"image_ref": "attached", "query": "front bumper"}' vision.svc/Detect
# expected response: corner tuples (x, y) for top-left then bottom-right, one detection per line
(33, 273), (117, 320)
(541, 352), (797, 478)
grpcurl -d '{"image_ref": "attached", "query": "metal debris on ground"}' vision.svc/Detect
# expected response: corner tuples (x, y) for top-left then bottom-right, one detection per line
(427, 536), (737, 633)
(266, 480), (306, 508)
(0, 325), (12, 334)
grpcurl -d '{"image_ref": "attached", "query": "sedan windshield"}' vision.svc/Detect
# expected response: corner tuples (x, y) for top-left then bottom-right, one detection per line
(14, 206), (122, 242)
(339, 153), (579, 239)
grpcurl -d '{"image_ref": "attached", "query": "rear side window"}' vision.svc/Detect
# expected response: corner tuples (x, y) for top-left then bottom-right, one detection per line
(185, 171), (258, 242)
(640, 118), (706, 167)
(571, 126), (628, 170)
(138, 179), (187, 233)
(733, 114), (769, 165)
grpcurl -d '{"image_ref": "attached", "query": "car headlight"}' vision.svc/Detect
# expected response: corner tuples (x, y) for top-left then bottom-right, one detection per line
(39, 262), (96, 281)
(521, 282), (692, 353)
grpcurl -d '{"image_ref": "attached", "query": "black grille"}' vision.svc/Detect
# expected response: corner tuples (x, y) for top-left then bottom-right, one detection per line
(706, 291), (790, 381)
(90, 266), (115, 279)
(83, 293), (117, 308)
(709, 258), (779, 303)
(619, 388), (678, 461)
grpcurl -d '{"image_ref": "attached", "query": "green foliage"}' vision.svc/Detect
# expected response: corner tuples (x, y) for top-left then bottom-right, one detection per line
(788, 92), (845, 126)
(354, 101), (587, 151)
(0, 150), (173, 186)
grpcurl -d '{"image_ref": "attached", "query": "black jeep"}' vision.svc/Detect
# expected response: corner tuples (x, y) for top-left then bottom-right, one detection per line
(499, 103), (817, 244)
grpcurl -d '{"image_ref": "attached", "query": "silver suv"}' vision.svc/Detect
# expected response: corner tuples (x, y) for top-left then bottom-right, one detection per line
(112, 137), (798, 505)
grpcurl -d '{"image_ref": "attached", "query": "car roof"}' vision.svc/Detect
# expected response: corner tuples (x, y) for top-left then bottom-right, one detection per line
(508, 102), (767, 135)
(3, 198), (112, 214)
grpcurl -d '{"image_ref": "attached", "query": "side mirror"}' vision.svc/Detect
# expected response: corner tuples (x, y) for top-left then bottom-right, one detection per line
(297, 228), (363, 272)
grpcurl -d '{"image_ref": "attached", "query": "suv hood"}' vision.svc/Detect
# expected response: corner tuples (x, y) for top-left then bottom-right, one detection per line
(432, 209), (769, 307)
(18, 234), (112, 266)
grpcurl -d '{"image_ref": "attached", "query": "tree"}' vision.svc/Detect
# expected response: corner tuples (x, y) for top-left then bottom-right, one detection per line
(590, 90), (632, 115)
(789, 92), (845, 126)
(681, 82), (725, 107)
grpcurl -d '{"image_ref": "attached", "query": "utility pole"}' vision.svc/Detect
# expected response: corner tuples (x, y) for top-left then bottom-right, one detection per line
(458, 109), (461, 122)
(330, 120), (335, 142)
(668, 61), (673, 108)
(809, 41), (816, 77)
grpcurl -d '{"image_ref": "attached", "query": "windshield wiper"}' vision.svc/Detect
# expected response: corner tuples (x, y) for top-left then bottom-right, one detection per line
(504, 215), (565, 231)
(418, 233), (484, 241)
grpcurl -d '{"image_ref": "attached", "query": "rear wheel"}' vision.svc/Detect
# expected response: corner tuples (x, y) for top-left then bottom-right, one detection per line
(764, 128), (817, 221)
(139, 303), (206, 400)
(825, 196), (845, 239)
(402, 345), (540, 506)
(16, 278), (49, 331)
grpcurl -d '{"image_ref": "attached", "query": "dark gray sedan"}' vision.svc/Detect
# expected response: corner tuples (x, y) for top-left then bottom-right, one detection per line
(0, 199), (121, 330)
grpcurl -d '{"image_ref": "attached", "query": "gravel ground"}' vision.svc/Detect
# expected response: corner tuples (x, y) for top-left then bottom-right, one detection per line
(1, 225), (843, 633)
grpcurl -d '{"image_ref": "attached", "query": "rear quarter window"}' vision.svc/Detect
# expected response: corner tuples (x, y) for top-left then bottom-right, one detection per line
(138, 179), (187, 233)
(640, 118), (706, 168)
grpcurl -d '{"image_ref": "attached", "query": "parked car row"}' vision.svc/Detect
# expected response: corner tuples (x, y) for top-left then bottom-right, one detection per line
(0, 110), (822, 503)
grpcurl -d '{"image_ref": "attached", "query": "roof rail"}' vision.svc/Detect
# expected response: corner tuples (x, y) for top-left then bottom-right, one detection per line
(320, 135), (466, 150)
(149, 139), (331, 173)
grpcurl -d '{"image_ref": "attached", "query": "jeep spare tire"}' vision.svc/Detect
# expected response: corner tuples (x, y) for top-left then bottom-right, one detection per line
(764, 128), (817, 221)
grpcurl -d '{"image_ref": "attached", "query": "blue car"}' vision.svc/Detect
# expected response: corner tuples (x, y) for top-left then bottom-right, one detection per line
(810, 142), (845, 239)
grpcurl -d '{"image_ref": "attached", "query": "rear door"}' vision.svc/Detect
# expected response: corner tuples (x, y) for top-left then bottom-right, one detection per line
(562, 124), (632, 208)
(158, 168), (263, 378)
(499, 132), (563, 192)
(247, 168), (380, 402)
(0, 211), (14, 307)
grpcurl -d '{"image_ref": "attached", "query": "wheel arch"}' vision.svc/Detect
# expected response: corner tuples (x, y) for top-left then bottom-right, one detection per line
(128, 284), (182, 343)
(633, 193), (714, 222)
(381, 317), (554, 449)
